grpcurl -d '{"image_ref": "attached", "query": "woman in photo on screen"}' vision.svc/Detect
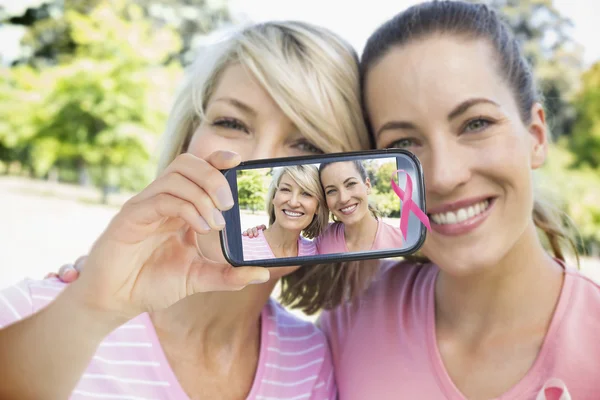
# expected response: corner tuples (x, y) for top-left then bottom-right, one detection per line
(315, 160), (403, 254)
(241, 164), (329, 260)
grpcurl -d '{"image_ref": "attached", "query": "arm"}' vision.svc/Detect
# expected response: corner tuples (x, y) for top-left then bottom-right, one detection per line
(0, 283), (126, 400)
(0, 151), (270, 399)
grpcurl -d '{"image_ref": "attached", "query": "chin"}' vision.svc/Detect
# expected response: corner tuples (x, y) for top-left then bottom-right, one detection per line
(422, 237), (508, 277)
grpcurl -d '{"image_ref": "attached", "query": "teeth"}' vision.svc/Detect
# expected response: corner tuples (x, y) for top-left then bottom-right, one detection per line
(431, 200), (489, 225)
(341, 204), (357, 213)
(284, 210), (303, 217)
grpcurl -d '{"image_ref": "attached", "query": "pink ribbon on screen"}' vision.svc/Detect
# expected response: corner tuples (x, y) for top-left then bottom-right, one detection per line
(390, 169), (431, 240)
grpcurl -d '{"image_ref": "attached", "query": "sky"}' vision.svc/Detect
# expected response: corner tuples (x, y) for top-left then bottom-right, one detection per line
(0, 0), (599, 66)
(228, 0), (600, 67)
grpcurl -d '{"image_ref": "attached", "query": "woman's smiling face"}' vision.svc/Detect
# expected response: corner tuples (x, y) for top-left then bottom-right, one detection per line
(272, 173), (319, 232)
(365, 36), (548, 274)
(320, 161), (372, 226)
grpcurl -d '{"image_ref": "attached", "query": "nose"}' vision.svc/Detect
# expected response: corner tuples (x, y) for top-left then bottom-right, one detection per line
(425, 139), (471, 196)
(247, 127), (289, 161)
(338, 188), (351, 204)
(287, 192), (301, 207)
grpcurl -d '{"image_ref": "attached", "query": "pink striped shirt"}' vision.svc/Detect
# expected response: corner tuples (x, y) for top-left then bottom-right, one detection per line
(0, 278), (336, 399)
(242, 230), (317, 260)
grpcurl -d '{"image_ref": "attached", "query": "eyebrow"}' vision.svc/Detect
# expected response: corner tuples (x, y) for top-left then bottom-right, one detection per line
(324, 177), (356, 190)
(447, 98), (500, 121)
(212, 97), (257, 117)
(375, 97), (500, 138)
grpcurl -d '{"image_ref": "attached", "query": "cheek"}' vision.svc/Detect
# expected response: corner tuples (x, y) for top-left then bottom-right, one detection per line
(187, 127), (252, 160)
(326, 195), (336, 208)
(480, 131), (532, 188)
(306, 199), (319, 215)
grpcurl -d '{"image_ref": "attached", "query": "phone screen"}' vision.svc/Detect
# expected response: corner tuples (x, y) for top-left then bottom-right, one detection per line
(220, 149), (428, 267)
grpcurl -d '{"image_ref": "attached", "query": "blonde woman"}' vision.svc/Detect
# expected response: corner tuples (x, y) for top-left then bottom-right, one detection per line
(0, 21), (374, 400)
(242, 165), (329, 260)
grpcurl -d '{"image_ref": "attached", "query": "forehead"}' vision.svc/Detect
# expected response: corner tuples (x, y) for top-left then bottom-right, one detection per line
(365, 36), (515, 122)
(279, 173), (299, 186)
(210, 63), (282, 114)
(321, 162), (358, 179)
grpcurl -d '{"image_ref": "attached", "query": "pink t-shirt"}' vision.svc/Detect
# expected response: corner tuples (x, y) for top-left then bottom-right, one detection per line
(319, 260), (600, 399)
(242, 230), (317, 260)
(315, 219), (403, 254)
(0, 278), (336, 399)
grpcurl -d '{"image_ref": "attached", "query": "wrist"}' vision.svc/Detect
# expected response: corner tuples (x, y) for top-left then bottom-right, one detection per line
(56, 282), (133, 337)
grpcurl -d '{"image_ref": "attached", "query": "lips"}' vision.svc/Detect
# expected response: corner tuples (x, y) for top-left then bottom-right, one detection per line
(427, 196), (496, 236)
(282, 209), (304, 218)
(430, 199), (490, 225)
(339, 203), (358, 215)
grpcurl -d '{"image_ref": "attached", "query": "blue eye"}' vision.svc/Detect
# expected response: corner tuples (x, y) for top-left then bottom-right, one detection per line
(387, 138), (415, 149)
(212, 118), (249, 133)
(295, 140), (323, 154)
(464, 118), (492, 133)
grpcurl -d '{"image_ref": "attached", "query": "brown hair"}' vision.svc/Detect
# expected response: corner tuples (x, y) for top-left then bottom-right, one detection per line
(360, 0), (580, 266)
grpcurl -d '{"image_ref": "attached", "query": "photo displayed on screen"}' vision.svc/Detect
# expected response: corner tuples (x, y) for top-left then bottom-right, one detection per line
(237, 157), (405, 261)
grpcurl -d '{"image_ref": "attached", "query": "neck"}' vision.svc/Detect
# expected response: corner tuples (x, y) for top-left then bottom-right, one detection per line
(434, 222), (564, 338)
(149, 280), (276, 363)
(264, 222), (301, 255)
(344, 212), (378, 243)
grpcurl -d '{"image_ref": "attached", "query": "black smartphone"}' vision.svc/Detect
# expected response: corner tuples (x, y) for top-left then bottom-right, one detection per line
(219, 149), (428, 267)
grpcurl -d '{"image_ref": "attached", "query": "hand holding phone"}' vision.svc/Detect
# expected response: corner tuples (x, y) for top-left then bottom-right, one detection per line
(220, 149), (430, 267)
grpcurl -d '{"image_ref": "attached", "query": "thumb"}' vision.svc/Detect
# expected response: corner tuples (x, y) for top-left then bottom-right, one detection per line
(188, 257), (271, 293)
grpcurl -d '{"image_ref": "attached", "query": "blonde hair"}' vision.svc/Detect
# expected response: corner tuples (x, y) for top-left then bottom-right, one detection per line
(153, 21), (377, 314)
(266, 165), (329, 239)
(157, 20), (371, 174)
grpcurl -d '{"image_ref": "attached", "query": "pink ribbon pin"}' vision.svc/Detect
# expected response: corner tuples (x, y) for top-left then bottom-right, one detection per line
(390, 169), (431, 240)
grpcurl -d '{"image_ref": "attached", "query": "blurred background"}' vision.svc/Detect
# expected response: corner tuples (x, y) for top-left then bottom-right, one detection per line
(1, 0), (599, 292)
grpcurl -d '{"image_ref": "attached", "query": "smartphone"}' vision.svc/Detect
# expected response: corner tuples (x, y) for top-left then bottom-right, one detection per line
(219, 149), (428, 267)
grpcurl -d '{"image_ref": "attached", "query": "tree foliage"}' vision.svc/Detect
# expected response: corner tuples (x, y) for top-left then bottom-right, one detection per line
(570, 62), (600, 169)
(470, 0), (584, 138)
(0, 0), (185, 201)
(237, 170), (267, 212)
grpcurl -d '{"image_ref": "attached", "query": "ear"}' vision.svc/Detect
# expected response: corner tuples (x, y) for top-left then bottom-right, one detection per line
(365, 177), (372, 191)
(529, 103), (549, 170)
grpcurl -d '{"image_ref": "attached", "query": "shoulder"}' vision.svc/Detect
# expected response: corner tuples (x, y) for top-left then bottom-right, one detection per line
(0, 277), (67, 328)
(320, 222), (341, 237)
(561, 265), (600, 319)
(266, 299), (328, 353)
(318, 259), (435, 345)
(261, 299), (336, 398)
(534, 264), (600, 396)
(298, 236), (317, 256)
(379, 219), (403, 237)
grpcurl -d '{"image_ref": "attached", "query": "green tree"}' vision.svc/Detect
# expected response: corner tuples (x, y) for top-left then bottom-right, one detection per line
(2, 0), (184, 202)
(4, 0), (231, 67)
(470, 0), (583, 138)
(374, 161), (397, 194)
(537, 142), (600, 255)
(237, 170), (267, 213)
(570, 62), (600, 169)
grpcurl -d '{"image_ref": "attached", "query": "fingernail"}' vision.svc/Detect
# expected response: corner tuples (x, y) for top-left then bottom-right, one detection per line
(199, 216), (210, 231)
(58, 264), (74, 276)
(212, 209), (226, 227)
(222, 151), (238, 160)
(216, 186), (234, 209)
